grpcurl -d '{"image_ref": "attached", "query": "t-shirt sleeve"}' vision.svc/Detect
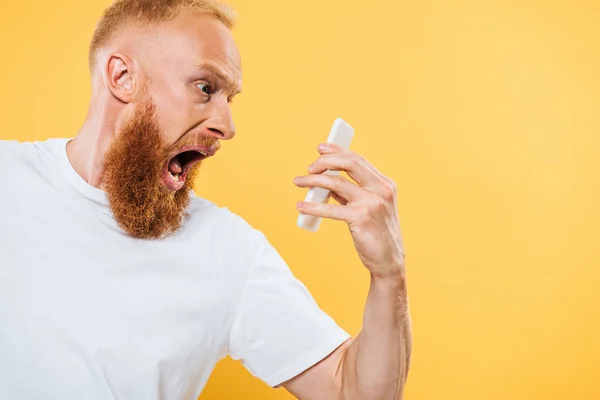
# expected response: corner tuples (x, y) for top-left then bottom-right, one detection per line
(228, 233), (351, 388)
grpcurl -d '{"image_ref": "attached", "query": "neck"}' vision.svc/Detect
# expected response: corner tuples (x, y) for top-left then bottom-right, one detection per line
(67, 92), (120, 189)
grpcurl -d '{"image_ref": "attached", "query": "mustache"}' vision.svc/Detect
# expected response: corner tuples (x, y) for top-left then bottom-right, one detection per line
(166, 131), (221, 155)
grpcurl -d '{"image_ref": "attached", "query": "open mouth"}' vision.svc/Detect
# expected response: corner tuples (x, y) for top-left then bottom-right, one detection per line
(162, 145), (216, 191)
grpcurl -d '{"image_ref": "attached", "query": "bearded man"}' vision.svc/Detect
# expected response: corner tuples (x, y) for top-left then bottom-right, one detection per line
(0, 1), (411, 399)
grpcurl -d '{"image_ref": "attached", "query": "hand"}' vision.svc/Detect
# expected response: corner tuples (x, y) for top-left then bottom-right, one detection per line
(294, 143), (406, 279)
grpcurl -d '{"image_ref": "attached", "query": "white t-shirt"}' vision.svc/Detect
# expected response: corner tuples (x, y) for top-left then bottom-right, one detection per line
(0, 138), (350, 399)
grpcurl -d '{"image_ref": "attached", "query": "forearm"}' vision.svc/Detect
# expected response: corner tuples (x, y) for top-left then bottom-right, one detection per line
(339, 267), (412, 400)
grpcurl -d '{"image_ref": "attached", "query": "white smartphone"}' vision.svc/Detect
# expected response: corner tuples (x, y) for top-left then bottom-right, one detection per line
(297, 118), (355, 232)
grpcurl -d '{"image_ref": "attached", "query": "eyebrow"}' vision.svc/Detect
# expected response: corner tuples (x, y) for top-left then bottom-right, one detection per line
(197, 63), (242, 95)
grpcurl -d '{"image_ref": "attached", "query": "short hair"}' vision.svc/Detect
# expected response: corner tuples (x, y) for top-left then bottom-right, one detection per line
(89, 0), (236, 70)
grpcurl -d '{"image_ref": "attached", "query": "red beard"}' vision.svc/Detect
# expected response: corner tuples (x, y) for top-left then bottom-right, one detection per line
(102, 98), (211, 239)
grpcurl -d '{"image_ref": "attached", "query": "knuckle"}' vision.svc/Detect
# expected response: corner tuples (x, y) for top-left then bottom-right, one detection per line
(388, 179), (398, 193)
(382, 182), (396, 201)
(357, 205), (372, 223)
(374, 195), (387, 209)
(324, 203), (337, 217)
(352, 153), (364, 165)
(332, 175), (346, 190)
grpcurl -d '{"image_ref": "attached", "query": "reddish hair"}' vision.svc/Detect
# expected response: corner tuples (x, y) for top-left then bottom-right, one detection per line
(89, 0), (236, 70)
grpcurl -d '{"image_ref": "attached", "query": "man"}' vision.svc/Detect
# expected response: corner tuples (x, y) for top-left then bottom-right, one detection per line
(0, 0), (411, 399)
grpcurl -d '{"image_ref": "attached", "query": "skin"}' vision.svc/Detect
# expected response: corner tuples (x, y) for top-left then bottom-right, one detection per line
(67, 9), (411, 400)
(68, 10), (240, 189)
(291, 144), (411, 400)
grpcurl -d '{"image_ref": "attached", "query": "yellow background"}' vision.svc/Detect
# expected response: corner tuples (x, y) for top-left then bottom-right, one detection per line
(1, 0), (599, 399)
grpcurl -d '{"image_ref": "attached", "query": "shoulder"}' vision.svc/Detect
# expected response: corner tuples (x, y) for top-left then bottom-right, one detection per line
(0, 138), (65, 169)
(0, 139), (36, 163)
(0, 140), (46, 181)
(186, 194), (268, 246)
(183, 194), (275, 276)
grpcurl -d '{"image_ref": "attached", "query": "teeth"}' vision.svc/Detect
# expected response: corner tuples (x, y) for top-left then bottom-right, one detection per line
(169, 171), (181, 181)
(199, 151), (207, 156)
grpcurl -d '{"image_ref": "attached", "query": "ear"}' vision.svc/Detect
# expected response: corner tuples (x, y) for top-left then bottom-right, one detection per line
(105, 53), (138, 103)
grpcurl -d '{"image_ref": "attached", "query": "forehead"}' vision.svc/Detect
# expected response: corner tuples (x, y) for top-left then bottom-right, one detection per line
(146, 10), (242, 84)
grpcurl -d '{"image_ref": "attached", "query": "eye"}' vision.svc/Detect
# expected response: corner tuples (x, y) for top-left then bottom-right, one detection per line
(196, 82), (212, 96)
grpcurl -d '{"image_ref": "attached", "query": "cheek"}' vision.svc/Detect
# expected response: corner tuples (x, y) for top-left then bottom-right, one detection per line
(152, 92), (196, 144)
(156, 109), (186, 143)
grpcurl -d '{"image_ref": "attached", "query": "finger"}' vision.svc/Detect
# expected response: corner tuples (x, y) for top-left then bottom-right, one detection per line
(330, 191), (348, 206)
(294, 173), (364, 202)
(317, 142), (345, 155)
(309, 152), (391, 195)
(316, 144), (396, 198)
(296, 201), (353, 222)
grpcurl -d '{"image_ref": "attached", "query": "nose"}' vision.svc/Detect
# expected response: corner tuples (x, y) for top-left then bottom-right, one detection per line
(204, 98), (236, 141)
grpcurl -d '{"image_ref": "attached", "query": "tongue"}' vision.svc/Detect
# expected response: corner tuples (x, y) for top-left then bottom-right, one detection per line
(168, 156), (182, 174)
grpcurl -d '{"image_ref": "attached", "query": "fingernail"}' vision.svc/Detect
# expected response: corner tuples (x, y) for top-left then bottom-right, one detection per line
(296, 201), (304, 208)
(318, 143), (329, 151)
(293, 177), (300, 184)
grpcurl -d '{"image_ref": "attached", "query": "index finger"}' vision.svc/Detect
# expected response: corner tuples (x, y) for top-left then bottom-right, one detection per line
(309, 152), (374, 187)
(312, 144), (391, 191)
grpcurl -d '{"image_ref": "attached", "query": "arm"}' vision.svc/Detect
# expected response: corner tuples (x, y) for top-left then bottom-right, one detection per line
(339, 269), (411, 400)
(284, 143), (412, 399)
(283, 270), (411, 400)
